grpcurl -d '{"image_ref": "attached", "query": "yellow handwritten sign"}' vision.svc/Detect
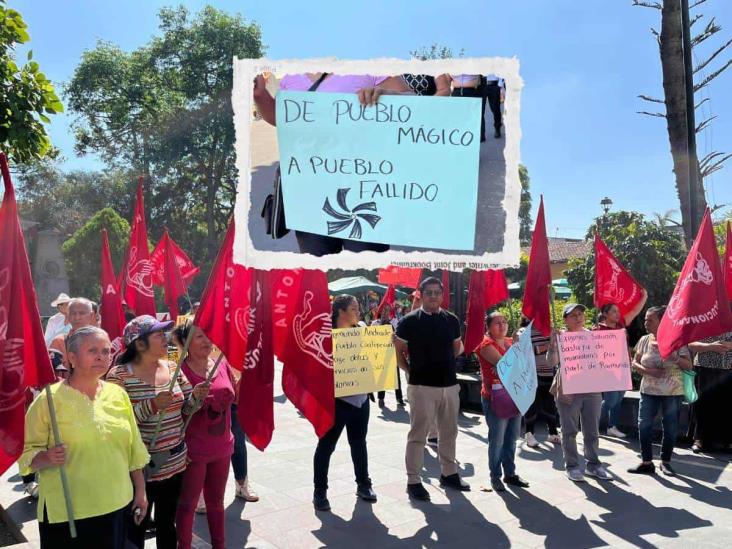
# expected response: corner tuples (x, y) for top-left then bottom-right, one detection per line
(332, 325), (397, 397)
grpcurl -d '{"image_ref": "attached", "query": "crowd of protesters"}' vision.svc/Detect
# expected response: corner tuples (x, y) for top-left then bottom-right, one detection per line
(18, 278), (732, 548)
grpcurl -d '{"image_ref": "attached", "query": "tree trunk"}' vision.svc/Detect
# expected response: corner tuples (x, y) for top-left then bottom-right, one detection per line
(660, 0), (706, 247)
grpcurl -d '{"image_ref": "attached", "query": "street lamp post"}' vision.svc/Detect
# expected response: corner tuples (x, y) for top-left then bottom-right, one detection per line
(600, 197), (613, 215)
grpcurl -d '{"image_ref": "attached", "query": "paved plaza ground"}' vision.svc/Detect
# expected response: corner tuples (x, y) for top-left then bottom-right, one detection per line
(2, 363), (731, 548)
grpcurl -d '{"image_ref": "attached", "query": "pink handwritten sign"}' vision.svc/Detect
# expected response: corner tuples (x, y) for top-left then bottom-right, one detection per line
(558, 330), (632, 395)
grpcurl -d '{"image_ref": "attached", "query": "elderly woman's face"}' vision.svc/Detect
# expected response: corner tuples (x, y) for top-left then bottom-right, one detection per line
(187, 327), (213, 359)
(488, 315), (509, 339)
(68, 333), (111, 378)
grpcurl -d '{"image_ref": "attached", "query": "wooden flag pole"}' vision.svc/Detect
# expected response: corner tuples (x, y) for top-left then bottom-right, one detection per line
(149, 324), (196, 451)
(44, 385), (76, 538)
(180, 353), (225, 434)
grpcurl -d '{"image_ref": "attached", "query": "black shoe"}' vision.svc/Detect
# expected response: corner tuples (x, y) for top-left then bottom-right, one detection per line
(490, 478), (506, 492)
(659, 462), (676, 476)
(494, 128), (501, 138)
(397, 400), (406, 408)
(313, 489), (330, 511)
(504, 475), (530, 488)
(407, 482), (430, 501)
(426, 437), (438, 448)
(440, 473), (471, 492)
(356, 484), (377, 502)
(378, 399), (385, 408)
(627, 462), (655, 475)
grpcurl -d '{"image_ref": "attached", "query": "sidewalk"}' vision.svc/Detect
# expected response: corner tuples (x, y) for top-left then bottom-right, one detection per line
(2, 364), (731, 548)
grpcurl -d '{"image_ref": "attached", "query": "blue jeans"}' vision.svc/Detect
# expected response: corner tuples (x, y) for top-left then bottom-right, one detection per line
(601, 390), (625, 429)
(638, 394), (682, 462)
(481, 397), (521, 480)
(231, 404), (247, 481)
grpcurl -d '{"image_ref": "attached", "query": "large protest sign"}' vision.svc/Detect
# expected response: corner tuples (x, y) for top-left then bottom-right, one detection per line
(332, 325), (397, 397)
(276, 91), (481, 250)
(558, 330), (632, 395)
(232, 58), (523, 270)
(495, 322), (538, 415)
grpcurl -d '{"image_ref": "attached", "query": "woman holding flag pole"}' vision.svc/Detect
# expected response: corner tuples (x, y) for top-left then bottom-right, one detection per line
(107, 315), (209, 549)
(21, 327), (150, 548)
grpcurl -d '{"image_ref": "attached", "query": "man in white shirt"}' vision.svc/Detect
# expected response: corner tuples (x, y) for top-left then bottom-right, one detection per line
(43, 293), (71, 345)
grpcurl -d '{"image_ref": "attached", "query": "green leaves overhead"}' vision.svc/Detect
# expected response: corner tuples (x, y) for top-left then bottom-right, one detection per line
(1, 0), (62, 163)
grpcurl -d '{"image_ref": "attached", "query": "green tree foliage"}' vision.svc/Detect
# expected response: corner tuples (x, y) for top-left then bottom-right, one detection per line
(62, 208), (130, 299)
(518, 164), (533, 246)
(15, 160), (133, 240)
(0, 0), (63, 162)
(565, 211), (685, 311)
(65, 5), (264, 265)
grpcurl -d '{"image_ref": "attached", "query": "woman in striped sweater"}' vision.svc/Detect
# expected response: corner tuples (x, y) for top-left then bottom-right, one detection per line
(107, 315), (208, 549)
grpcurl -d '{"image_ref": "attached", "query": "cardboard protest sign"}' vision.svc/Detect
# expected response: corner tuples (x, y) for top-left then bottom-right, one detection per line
(232, 58), (523, 271)
(558, 329), (632, 395)
(276, 91), (481, 250)
(332, 325), (397, 397)
(495, 322), (538, 415)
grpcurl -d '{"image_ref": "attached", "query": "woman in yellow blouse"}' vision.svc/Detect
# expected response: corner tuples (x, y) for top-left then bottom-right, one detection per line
(21, 326), (150, 548)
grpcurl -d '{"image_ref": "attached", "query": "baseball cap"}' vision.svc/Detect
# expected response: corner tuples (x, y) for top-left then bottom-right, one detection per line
(562, 303), (587, 317)
(123, 315), (174, 346)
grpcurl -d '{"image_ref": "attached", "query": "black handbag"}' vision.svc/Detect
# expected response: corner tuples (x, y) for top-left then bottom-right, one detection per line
(261, 72), (329, 239)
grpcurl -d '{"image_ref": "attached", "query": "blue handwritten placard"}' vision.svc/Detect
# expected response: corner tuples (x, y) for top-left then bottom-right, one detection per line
(275, 91), (482, 250)
(495, 321), (538, 416)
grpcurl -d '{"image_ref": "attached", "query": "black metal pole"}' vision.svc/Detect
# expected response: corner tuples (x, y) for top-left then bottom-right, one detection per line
(680, 0), (700, 237)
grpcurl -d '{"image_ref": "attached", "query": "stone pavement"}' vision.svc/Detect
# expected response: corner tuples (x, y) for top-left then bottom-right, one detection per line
(2, 364), (731, 548)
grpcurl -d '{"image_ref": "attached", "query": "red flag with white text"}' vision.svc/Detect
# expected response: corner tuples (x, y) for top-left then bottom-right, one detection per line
(522, 197), (552, 336)
(236, 269), (275, 451)
(120, 178), (156, 316)
(0, 153), (56, 476)
(657, 209), (732, 356)
(161, 230), (187, 321)
(593, 233), (645, 317)
(280, 270), (335, 437)
(100, 229), (126, 343)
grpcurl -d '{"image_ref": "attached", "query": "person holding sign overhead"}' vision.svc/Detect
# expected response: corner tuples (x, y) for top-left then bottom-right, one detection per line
(394, 277), (470, 501)
(21, 327), (150, 548)
(312, 294), (377, 512)
(252, 72), (411, 256)
(628, 306), (693, 476)
(547, 304), (613, 483)
(476, 312), (529, 492)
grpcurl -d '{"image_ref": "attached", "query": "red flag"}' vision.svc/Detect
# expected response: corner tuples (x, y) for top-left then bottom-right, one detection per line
(281, 270), (335, 437)
(377, 266), (422, 288)
(522, 197), (552, 336)
(374, 285), (396, 319)
(120, 178), (156, 316)
(657, 209), (732, 356)
(724, 221), (732, 301)
(0, 153), (56, 476)
(464, 270), (487, 354)
(100, 229), (126, 342)
(441, 270), (451, 310)
(271, 269), (301, 361)
(161, 230), (187, 321)
(150, 231), (199, 287)
(484, 269), (509, 308)
(194, 221), (252, 371)
(236, 269), (275, 451)
(593, 233), (645, 317)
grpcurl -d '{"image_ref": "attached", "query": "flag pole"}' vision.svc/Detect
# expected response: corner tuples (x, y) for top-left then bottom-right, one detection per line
(180, 353), (226, 434)
(149, 325), (196, 450)
(44, 386), (77, 538)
